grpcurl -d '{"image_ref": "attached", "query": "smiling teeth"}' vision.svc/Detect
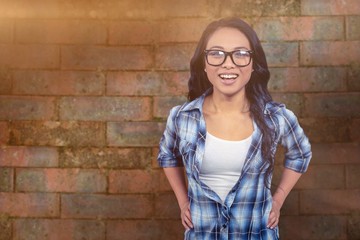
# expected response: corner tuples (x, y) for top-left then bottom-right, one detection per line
(220, 74), (238, 79)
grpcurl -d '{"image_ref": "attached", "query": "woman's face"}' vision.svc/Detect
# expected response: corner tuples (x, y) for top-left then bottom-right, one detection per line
(204, 27), (253, 98)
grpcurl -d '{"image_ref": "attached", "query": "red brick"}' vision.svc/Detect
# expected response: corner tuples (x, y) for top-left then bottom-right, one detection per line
(109, 169), (153, 193)
(106, 71), (188, 96)
(280, 215), (347, 240)
(304, 93), (360, 117)
(0, 214), (12, 240)
(311, 143), (360, 164)
(10, 121), (105, 147)
(16, 19), (106, 44)
(0, 96), (56, 120)
(349, 64), (360, 91)
(0, 146), (58, 167)
(13, 219), (105, 240)
(61, 194), (153, 219)
(59, 97), (152, 121)
(300, 118), (350, 143)
(153, 96), (187, 119)
(157, 18), (208, 43)
(0, 168), (13, 192)
(0, 192), (59, 217)
(220, 0), (300, 17)
(0, 121), (9, 145)
(107, 122), (165, 147)
(255, 17), (344, 41)
(155, 44), (195, 70)
(0, 0), (152, 19)
(300, 189), (360, 214)
(350, 118), (360, 141)
(263, 42), (299, 67)
(301, 0), (360, 15)
(0, 44), (59, 69)
(269, 67), (347, 92)
(346, 165), (360, 189)
(347, 16), (360, 40)
(348, 215), (360, 240)
(108, 21), (155, 45)
(59, 147), (151, 169)
(153, 0), (210, 18)
(296, 165), (345, 189)
(277, 190), (299, 216)
(154, 193), (180, 219)
(0, 68), (12, 94)
(107, 220), (183, 240)
(12, 70), (105, 95)
(16, 168), (107, 193)
(61, 46), (152, 70)
(0, 20), (13, 43)
(301, 41), (360, 66)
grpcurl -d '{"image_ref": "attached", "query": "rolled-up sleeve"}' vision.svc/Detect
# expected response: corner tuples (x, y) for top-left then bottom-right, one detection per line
(157, 106), (183, 168)
(280, 108), (312, 173)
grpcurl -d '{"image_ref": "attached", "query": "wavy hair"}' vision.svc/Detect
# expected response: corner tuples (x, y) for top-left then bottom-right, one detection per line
(188, 17), (274, 188)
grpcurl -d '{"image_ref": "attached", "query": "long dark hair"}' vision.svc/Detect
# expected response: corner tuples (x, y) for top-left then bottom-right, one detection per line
(188, 17), (274, 188)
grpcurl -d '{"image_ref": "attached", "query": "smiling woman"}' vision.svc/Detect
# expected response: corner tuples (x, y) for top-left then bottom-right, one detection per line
(157, 17), (312, 240)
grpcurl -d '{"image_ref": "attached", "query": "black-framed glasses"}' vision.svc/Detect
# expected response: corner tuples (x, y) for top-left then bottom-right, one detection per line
(204, 49), (253, 67)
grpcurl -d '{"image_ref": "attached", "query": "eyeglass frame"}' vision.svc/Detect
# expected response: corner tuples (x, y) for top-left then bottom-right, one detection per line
(204, 49), (254, 67)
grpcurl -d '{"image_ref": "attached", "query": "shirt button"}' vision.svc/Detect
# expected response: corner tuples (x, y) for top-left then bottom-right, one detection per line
(222, 224), (227, 228)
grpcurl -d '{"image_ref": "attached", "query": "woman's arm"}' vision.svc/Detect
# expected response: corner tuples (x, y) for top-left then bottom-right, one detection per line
(163, 167), (193, 229)
(267, 168), (302, 229)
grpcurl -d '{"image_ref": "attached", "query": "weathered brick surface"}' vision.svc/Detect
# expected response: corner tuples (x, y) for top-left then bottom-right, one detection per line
(61, 194), (153, 219)
(301, 0), (360, 15)
(10, 121), (105, 147)
(59, 97), (152, 121)
(0, 45), (59, 69)
(255, 17), (344, 41)
(16, 168), (107, 193)
(61, 46), (153, 70)
(15, 19), (107, 44)
(106, 71), (188, 96)
(301, 41), (360, 66)
(0, 1), (359, 239)
(13, 70), (105, 95)
(300, 189), (360, 214)
(269, 67), (347, 92)
(280, 215), (347, 240)
(59, 147), (151, 169)
(0, 193), (59, 217)
(0, 146), (58, 167)
(13, 219), (106, 240)
(0, 96), (56, 120)
(0, 121), (9, 145)
(107, 122), (165, 147)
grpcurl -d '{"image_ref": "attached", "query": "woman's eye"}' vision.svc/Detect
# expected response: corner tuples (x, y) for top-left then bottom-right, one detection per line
(234, 51), (250, 58)
(209, 51), (224, 57)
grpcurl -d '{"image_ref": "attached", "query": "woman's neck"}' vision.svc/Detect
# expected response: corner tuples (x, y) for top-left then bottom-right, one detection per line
(206, 92), (250, 114)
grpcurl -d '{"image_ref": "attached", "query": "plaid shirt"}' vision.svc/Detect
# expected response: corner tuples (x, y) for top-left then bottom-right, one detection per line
(158, 91), (312, 240)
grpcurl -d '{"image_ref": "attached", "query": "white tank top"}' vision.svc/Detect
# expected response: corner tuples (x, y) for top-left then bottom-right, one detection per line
(199, 132), (253, 202)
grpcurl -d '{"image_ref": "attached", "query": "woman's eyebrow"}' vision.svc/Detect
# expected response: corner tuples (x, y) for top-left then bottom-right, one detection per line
(208, 46), (250, 50)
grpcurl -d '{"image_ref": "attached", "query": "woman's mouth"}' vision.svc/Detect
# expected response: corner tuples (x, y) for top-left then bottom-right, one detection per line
(219, 74), (238, 84)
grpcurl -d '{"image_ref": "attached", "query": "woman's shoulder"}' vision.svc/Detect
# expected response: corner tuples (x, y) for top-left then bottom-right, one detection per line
(264, 101), (298, 120)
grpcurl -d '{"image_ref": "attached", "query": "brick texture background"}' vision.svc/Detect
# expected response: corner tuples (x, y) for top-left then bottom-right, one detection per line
(0, 0), (359, 239)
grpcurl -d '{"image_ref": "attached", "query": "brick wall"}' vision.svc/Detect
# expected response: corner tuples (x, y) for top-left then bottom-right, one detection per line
(0, 0), (359, 239)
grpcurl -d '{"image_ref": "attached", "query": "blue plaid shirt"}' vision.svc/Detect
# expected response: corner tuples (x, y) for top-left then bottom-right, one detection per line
(158, 91), (312, 240)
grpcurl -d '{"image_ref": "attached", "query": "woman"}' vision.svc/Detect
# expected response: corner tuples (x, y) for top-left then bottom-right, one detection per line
(158, 17), (311, 239)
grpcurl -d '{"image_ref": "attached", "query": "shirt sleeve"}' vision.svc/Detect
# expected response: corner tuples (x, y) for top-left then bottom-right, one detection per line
(279, 108), (312, 173)
(157, 106), (184, 168)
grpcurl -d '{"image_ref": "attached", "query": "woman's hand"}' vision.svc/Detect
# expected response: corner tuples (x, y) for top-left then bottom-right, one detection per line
(180, 201), (193, 230)
(267, 199), (281, 229)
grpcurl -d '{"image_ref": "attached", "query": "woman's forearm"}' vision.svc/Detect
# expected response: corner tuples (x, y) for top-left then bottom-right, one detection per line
(163, 167), (189, 209)
(273, 168), (303, 207)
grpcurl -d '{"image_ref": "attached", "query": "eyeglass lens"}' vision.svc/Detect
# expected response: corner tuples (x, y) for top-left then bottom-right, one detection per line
(206, 50), (251, 67)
